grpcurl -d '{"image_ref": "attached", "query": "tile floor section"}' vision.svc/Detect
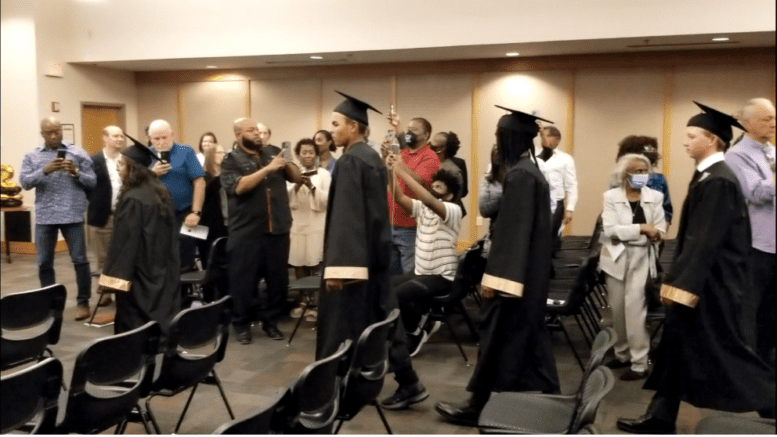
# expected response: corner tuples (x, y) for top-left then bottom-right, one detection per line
(1, 251), (762, 434)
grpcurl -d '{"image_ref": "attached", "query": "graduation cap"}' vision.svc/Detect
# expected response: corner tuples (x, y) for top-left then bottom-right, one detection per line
(687, 101), (747, 146)
(121, 133), (159, 167)
(333, 91), (382, 126)
(495, 105), (553, 136)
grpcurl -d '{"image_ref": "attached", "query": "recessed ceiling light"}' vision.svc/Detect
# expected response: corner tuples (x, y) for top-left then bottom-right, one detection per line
(506, 52), (520, 57)
(205, 65), (218, 69)
(310, 56), (324, 60)
(712, 37), (729, 42)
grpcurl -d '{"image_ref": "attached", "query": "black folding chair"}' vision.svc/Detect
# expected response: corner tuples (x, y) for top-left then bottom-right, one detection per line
(57, 321), (160, 434)
(334, 309), (400, 435)
(181, 236), (229, 306)
(144, 296), (234, 434)
(1, 284), (66, 372)
(286, 274), (323, 346)
(285, 340), (352, 433)
(479, 366), (615, 434)
(213, 388), (292, 434)
(0, 357), (62, 434)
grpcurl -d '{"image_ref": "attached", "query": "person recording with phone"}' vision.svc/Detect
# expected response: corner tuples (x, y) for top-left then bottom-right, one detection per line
(20, 117), (97, 321)
(148, 119), (205, 273)
(385, 106), (440, 275)
(221, 118), (301, 344)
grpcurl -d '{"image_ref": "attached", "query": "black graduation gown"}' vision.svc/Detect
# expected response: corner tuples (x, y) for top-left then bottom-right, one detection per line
(645, 161), (775, 412)
(316, 142), (393, 361)
(470, 156), (560, 395)
(99, 184), (181, 337)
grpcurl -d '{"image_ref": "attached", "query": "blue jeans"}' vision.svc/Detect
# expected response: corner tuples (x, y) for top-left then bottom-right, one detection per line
(35, 223), (91, 307)
(390, 227), (416, 275)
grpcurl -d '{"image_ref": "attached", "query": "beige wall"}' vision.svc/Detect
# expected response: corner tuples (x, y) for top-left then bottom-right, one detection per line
(136, 55), (775, 245)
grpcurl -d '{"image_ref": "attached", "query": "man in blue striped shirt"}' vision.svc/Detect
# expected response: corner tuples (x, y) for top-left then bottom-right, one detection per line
(20, 117), (96, 320)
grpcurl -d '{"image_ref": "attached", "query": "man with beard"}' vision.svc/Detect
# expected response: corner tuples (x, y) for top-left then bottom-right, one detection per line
(220, 117), (301, 344)
(316, 92), (393, 363)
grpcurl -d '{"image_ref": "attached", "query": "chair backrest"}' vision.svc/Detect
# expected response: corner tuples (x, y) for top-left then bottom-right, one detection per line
(203, 237), (229, 284)
(338, 309), (400, 420)
(0, 357), (62, 434)
(156, 296), (232, 391)
(575, 327), (616, 398)
(434, 248), (483, 304)
(560, 254), (599, 312)
(212, 388), (292, 434)
(61, 321), (161, 434)
(287, 340), (352, 432)
(569, 366), (615, 433)
(0, 284), (66, 370)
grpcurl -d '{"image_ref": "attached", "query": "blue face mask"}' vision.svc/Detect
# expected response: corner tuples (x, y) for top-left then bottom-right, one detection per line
(629, 173), (649, 189)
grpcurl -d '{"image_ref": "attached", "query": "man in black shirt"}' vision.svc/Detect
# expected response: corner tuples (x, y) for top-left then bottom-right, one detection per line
(220, 118), (301, 344)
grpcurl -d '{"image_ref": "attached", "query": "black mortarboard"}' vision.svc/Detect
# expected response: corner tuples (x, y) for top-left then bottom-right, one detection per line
(495, 105), (553, 136)
(333, 91), (382, 126)
(687, 101), (747, 146)
(122, 133), (159, 167)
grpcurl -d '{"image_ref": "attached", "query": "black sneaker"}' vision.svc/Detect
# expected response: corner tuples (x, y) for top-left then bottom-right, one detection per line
(605, 358), (631, 369)
(380, 382), (429, 410)
(620, 369), (648, 381)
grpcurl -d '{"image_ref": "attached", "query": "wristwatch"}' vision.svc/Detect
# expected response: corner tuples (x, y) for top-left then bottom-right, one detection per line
(191, 211), (201, 216)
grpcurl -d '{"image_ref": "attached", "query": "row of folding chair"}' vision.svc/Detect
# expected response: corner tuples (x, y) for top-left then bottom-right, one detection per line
(478, 328), (617, 434)
(215, 309), (401, 434)
(1, 295), (236, 435)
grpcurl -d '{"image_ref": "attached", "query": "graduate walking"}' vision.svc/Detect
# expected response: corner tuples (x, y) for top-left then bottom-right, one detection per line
(617, 102), (776, 434)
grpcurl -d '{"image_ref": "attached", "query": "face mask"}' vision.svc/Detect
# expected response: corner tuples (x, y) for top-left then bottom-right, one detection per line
(404, 131), (418, 146)
(629, 173), (649, 189)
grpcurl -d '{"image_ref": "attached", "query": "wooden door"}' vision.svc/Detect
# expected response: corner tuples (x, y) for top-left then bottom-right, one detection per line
(81, 105), (124, 155)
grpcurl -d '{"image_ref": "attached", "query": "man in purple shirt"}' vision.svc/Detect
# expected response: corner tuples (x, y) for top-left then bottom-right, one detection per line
(20, 117), (97, 320)
(725, 97), (776, 364)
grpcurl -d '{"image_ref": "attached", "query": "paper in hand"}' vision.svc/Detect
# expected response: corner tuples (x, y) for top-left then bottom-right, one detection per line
(180, 224), (209, 240)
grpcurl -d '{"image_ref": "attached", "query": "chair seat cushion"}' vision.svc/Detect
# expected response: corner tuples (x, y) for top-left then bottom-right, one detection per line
(479, 392), (576, 434)
(180, 271), (206, 284)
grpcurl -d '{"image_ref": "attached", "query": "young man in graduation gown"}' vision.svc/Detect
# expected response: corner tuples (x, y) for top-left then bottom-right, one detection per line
(316, 92), (394, 362)
(98, 136), (181, 338)
(435, 106), (560, 427)
(617, 102), (776, 434)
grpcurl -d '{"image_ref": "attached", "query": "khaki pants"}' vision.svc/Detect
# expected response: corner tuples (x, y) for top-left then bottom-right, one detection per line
(89, 213), (114, 271)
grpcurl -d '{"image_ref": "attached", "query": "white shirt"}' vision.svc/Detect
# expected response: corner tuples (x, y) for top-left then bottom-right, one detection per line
(697, 151), (725, 172)
(411, 199), (462, 281)
(536, 146), (578, 211)
(104, 150), (122, 211)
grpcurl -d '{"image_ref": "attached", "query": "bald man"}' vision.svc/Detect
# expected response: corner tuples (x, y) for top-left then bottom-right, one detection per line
(221, 118), (301, 343)
(148, 119), (206, 273)
(20, 117), (97, 320)
(725, 98), (776, 364)
(86, 126), (125, 308)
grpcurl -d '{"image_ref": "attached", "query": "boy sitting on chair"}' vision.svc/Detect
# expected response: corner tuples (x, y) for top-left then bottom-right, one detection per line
(381, 152), (463, 410)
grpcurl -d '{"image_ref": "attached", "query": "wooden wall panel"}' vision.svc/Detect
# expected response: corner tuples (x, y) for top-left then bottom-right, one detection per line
(179, 81), (248, 150)
(250, 79), (320, 148)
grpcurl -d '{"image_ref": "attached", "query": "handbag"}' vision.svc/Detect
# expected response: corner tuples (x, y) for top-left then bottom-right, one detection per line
(644, 243), (663, 310)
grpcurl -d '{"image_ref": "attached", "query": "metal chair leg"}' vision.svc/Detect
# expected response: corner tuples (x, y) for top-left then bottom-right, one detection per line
(211, 369), (235, 419)
(173, 383), (199, 434)
(286, 304), (309, 346)
(145, 394), (163, 434)
(443, 313), (469, 365)
(374, 401), (393, 434)
(87, 291), (106, 326)
(559, 317), (585, 371)
(333, 419), (344, 434)
(456, 301), (480, 342)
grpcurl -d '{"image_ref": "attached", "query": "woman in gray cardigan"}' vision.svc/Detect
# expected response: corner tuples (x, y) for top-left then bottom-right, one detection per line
(600, 153), (666, 380)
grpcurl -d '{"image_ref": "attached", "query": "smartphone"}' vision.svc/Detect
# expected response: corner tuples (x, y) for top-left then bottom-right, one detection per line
(56, 149), (67, 159)
(160, 151), (170, 163)
(390, 143), (400, 155)
(281, 141), (291, 160)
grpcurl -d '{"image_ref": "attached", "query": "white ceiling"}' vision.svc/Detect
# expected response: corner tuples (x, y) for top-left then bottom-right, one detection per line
(74, 31), (774, 71)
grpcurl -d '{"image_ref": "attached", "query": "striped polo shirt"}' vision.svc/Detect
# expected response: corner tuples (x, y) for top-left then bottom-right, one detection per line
(411, 199), (463, 281)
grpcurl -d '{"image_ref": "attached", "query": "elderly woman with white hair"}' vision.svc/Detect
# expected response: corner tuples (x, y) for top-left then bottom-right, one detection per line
(600, 153), (666, 381)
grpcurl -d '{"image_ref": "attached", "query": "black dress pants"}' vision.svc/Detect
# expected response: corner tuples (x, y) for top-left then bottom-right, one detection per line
(175, 209), (197, 272)
(229, 232), (290, 330)
(746, 249), (776, 364)
(551, 199), (565, 255)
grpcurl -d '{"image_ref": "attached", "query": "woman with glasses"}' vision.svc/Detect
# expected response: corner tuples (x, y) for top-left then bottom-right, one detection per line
(600, 153), (666, 380)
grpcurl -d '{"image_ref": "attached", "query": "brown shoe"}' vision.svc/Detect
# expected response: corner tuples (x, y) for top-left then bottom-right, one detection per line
(97, 295), (113, 307)
(75, 305), (90, 321)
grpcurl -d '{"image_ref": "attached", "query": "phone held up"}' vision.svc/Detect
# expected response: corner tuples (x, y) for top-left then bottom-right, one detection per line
(56, 149), (67, 160)
(159, 151), (170, 163)
(281, 141), (292, 160)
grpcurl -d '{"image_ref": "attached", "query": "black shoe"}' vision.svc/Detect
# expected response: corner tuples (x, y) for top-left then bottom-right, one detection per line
(617, 414), (675, 434)
(435, 400), (482, 427)
(380, 382), (429, 410)
(263, 324), (284, 340)
(236, 329), (252, 345)
(620, 369), (648, 381)
(605, 358), (631, 369)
